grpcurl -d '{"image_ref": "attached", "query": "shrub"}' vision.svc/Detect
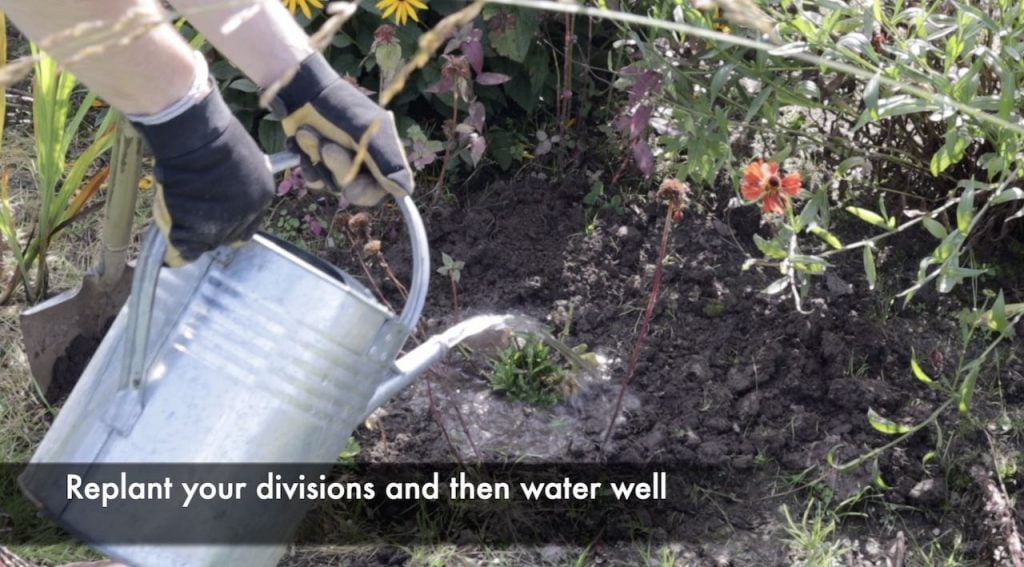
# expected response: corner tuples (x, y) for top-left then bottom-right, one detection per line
(199, 0), (617, 184)
(607, 0), (1024, 308)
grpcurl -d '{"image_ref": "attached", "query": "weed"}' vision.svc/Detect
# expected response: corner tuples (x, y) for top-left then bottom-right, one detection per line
(436, 252), (464, 323)
(488, 333), (572, 407)
(337, 436), (360, 464)
(781, 500), (850, 566)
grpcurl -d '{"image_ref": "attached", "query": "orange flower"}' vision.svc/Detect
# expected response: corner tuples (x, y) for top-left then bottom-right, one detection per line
(741, 160), (802, 214)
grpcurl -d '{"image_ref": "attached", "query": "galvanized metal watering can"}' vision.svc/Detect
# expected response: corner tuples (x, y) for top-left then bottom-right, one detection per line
(20, 152), (501, 566)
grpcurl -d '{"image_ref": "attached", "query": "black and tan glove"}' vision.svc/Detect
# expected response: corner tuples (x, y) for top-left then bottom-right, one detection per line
(131, 88), (275, 266)
(267, 52), (414, 206)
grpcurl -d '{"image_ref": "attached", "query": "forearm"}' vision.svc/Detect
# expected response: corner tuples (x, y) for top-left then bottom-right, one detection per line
(167, 0), (313, 88)
(0, 0), (197, 115)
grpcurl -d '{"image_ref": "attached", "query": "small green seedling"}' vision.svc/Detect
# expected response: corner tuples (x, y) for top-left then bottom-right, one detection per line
(488, 333), (573, 407)
(337, 436), (360, 464)
(436, 252), (464, 283)
(437, 252), (465, 321)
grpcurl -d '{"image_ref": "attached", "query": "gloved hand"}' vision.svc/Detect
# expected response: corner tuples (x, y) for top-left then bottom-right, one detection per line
(131, 88), (275, 266)
(267, 52), (414, 206)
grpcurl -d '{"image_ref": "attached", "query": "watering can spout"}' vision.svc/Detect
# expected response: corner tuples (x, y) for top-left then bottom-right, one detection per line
(361, 314), (514, 421)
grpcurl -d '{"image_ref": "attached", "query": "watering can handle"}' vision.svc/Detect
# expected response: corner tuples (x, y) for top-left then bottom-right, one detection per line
(106, 151), (430, 433)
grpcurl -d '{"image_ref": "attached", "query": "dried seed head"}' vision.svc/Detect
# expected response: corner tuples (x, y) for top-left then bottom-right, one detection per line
(657, 177), (690, 211)
(363, 239), (382, 255)
(373, 24), (397, 47)
(348, 211), (371, 233)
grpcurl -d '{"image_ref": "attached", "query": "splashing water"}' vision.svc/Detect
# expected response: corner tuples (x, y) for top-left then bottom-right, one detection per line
(389, 313), (633, 460)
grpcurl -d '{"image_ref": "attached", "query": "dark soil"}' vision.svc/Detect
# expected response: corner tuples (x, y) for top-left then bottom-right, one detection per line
(48, 324), (109, 406)
(302, 172), (1024, 564)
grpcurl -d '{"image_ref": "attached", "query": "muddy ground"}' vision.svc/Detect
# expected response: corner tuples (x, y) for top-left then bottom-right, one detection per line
(279, 172), (1024, 565)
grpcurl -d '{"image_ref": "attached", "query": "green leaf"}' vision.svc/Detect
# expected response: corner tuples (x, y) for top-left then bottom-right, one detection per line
(709, 64), (734, 104)
(999, 68), (1015, 119)
(876, 95), (933, 119)
(792, 254), (827, 275)
(991, 290), (1010, 334)
(930, 130), (969, 176)
(977, 302), (1024, 333)
(864, 72), (880, 119)
(487, 7), (538, 63)
(957, 186), (975, 234)
(229, 78), (259, 93)
(993, 187), (1024, 204)
(837, 156), (868, 176)
(935, 230), (964, 261)
(922, 216), (948, 239)
(867, 408), (913, 434)
(258, 117), (286, 154)
(744, 87), (772, 124)
(761, 277), (789, 296)
(753, 234), (787, 259)
(374, 42), (402, 74)
(863, 246), (877, 290)
(958, 363), (980, 415)
(846, 206), (889, 229)
(910, 348), (933, 384)
(872, 458), (889, 489)
(809, 226), (842, 249)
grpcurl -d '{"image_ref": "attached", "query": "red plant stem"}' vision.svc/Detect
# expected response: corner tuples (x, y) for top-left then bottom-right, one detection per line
(375, 253), (409, 300)
(354, 251), (397, 315)
(602, 207), (674, 449)
(432, 369), (480, 462)
(610, 148), (632, 185)
(426, 376), (465, 466)
(449, 275), (460, 323)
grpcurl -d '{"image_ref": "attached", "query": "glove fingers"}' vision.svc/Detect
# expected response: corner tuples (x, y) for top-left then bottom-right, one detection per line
(345, 174), (389, 207)
(321, 141), (388, 206)
(294, 126), (323, 162)
(320, 141), (354, 187)
(153, 187), (189, 267)
(368, 111), (415, 196)
(286, 136), (328, 192)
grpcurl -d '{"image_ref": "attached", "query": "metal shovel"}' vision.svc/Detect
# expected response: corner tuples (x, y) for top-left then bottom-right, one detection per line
(20, 118), (143, 402)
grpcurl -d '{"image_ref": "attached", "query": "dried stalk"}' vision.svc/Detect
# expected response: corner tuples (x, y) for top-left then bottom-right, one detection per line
(602, 180), (688, 449)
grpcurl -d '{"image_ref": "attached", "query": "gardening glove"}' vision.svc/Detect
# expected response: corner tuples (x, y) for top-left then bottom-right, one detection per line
(130, 87), (275, 266)
(266, 52), (414, 206)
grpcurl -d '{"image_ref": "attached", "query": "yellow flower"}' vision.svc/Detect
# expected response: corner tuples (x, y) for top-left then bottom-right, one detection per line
(283, 0), (323, 20)
(376, 0), (428, 25)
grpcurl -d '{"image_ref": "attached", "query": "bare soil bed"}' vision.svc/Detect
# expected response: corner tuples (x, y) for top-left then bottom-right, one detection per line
(290, 172), (1024, 565)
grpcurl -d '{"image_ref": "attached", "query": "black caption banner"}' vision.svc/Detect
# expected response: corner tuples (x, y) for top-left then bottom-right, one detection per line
(7, 463), (692, 546)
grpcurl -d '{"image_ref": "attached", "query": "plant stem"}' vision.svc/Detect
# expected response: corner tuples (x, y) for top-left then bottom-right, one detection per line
(431, 94), (460, 206)
(559, 12), (574, 134)
(426, 375), (465, 466)
(603, 206), (674, 449)
(449, 274), (460, 323)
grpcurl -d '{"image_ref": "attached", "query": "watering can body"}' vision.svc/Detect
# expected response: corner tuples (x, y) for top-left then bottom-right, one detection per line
(19, 157), (443, 566)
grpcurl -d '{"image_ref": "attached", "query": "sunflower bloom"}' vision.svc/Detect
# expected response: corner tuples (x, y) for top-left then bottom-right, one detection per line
(741, 160), (802, 214)
(283, 0), (323, 20)
(376, 0), (428, 25)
